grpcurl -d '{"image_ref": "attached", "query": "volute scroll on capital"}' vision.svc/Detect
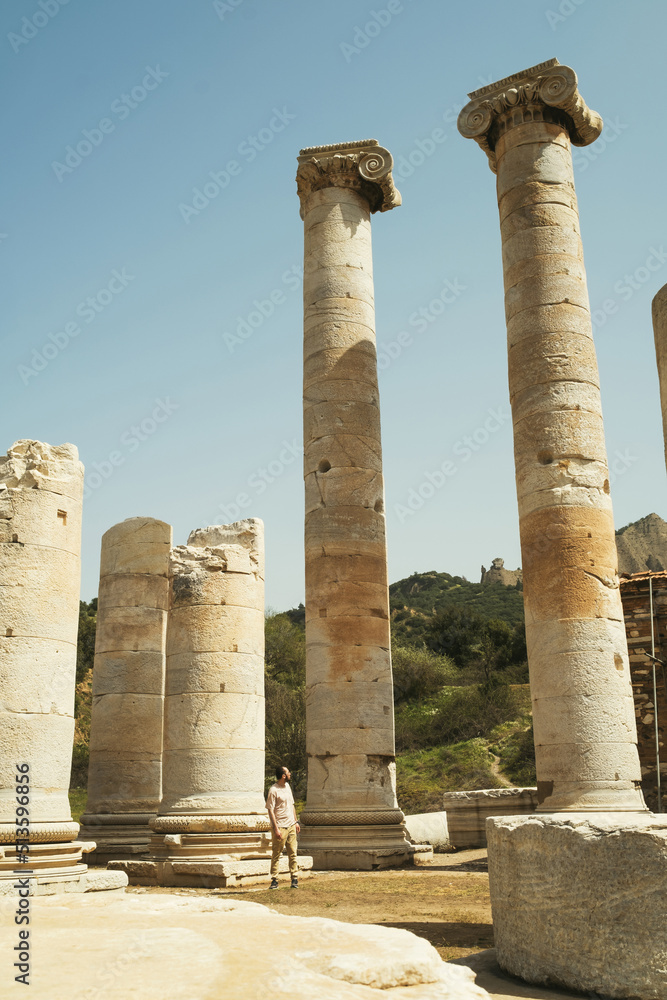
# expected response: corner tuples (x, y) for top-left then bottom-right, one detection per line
(296, 139), (401, 218)
(457, 58), (603, 172)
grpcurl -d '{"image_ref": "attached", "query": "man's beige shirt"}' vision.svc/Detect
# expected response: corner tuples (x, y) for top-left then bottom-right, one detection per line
(266, 782), (295, 828)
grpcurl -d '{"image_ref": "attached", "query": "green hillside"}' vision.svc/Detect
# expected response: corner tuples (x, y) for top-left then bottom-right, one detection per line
(390, 571), (524, 648)
(269, 572), (532, 810)
(71, 571), (534, 817)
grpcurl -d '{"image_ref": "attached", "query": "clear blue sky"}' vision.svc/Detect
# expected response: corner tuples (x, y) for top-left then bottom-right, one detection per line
(3, 0), (666, 609)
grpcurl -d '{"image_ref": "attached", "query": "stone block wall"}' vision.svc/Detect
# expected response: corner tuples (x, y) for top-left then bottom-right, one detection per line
(620, 571), (667, 811)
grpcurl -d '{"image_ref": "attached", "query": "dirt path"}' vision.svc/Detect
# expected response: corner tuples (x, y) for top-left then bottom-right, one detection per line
(127, 851), (493, 963)
(489, 752), (512, 787)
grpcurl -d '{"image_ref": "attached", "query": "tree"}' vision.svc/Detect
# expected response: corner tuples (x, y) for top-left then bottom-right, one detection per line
(264, 612), (307, 796)
(264, 678), (306, 797)
(264, 611), (305, 689)
(427, 606), (526, 681)
(76, 599), (97, 683)
(427, 605), (486, 666)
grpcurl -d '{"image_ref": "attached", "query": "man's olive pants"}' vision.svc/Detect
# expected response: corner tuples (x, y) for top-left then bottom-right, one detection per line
(270, 824), (298, 877)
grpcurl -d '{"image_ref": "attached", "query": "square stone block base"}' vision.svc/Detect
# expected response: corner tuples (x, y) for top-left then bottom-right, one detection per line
(85, 842), (151, 866)
(110, 854), (313, 888)
(487, 812), (667, 999)
(297, 820), (431, 871)
(79, 817), (153, 866)
(298, 842), (433, 871)
(0, 868), (128, 896)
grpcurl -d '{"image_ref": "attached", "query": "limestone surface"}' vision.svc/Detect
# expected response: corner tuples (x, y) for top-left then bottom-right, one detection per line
(479, 559), (522, 588)
(80, 517), (171, 860)
(487, 813), (667, 999)
(296, 140), (410, 867)
(404, 812), (450, 852)
(458, 61), (645, 813)
(0, 440), (86, 879)
(6, 892), (491, 998)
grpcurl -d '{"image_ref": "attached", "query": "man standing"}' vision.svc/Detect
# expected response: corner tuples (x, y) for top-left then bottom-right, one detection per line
(266, 765), (300, 888)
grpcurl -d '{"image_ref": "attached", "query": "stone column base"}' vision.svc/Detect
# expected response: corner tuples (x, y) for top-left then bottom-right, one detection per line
(106, 819), (309, 887)
(487, 812), (667, 999)
(0, 868), (127, 895)
(146, 828), (272, 860)
(79, 813), (154, 865)
(297, 822), (425, 870)
(110, 855), (313, 888)
(0, 832), (95, 882)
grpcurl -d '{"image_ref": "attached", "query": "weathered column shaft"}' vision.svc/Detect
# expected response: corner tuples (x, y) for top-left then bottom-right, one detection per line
(296, 140), (410, 867)
(0, 440), (88, 877)
(652, 285), (667, 471)
(79, 517), (171, 859)
(459, 60), (645, 812)
(157, 520), (267, 827)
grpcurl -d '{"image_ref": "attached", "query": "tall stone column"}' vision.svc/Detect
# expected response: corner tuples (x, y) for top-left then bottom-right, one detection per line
(652, 285), (667, 471)
(79, 517), (171, 862)
(296, 140), (411, 869)
(458, 59), (644, 815)
(457, 61), (667, 1000)
(0, 440), (125, 892)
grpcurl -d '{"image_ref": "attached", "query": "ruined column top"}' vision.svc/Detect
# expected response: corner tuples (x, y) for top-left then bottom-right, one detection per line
(0, 439), (83, 498)
(457, 58), (603, 172)
(296, 138), (401, 218)
(178, 518), (265, 580)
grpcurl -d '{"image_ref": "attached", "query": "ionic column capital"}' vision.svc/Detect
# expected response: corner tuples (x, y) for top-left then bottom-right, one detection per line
(457, 58), (602, 172)
(296, 139), (401, 218)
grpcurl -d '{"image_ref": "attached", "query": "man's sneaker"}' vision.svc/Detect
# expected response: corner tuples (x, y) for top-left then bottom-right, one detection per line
(269, 878), (279, 889)
(291, 877), (299, 889)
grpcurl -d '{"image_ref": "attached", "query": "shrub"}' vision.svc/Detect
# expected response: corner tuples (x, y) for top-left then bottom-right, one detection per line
(395, 677), (523, 753)
(392, 646), (456, 703)
(498, 723), (536, 786)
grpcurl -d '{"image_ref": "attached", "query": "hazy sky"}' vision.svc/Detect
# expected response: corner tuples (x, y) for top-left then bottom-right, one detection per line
(4, 0), (666, 609)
